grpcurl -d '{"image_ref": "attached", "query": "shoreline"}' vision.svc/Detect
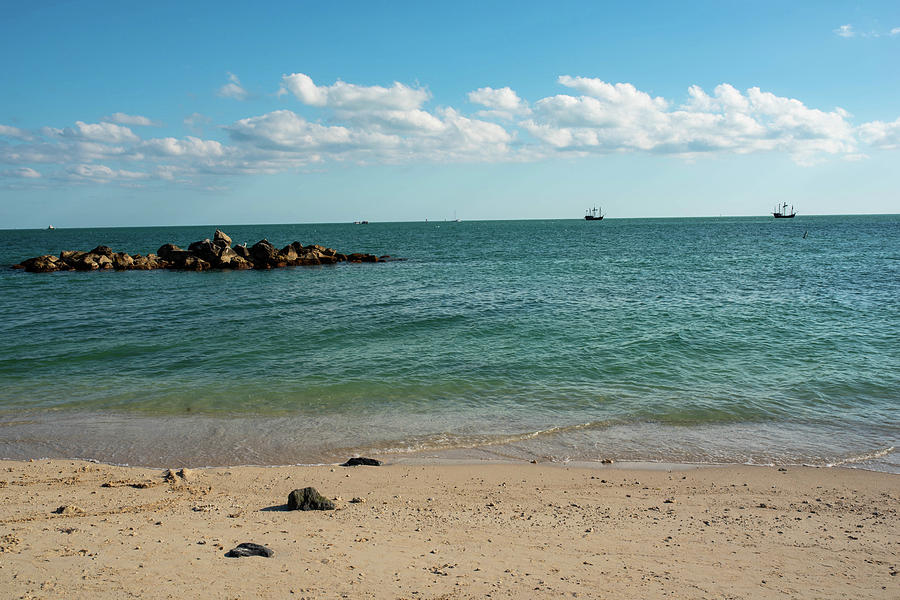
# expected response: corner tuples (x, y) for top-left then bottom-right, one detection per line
(2, 458), (897, 599)
(2, 409), (896, 474)
(3, 453), (897, 475)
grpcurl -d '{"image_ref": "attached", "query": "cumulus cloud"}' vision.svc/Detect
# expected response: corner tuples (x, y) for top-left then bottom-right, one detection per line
(227, 110), (355, 151)
(469, 86), (524, 111)
(834, 24), (855, 38)
(2, 74), (899, 191)
(280, 73), (429, 110)
(141, 136), (227, 158)
(520, 77), (859, 163)
(55, 121), (140, 144)
(218, 72), (249, 100)
(858, 118), (900, 149)
(104, 113), (159, 127)
(468, 86), (530, 119)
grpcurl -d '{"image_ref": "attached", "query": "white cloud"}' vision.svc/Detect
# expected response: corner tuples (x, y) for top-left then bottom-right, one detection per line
(519, 77), (859, 164)
(3, 167), (41, 178)
(224, 105), (513, 166)
(57, 121), (140, 144)
(0, 124), (32, 140)
(858, 118), (900, 149)
(468, 86), (530, 120)
(227, 110), (356, 151)
(3, 74), (900, 191)
(280, 73), (429, 110)
(558, 75), (669, 111)
(218, 72), (248, 100)
(105, 113), (159, 127)
(891, 27), (900, 36)
(834, 24), (855, 38)
(141, 136), (226, 158)
(67, 164), (149, 181)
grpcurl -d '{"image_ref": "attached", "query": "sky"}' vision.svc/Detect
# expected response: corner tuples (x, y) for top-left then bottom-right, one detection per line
(1, 0), (898, 228)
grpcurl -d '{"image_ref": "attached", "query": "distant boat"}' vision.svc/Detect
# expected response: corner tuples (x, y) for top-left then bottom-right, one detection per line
(47, 225), (55, 230)
(584, 207), (603, 221)
(354, 220), (369, 225)
(772, 202), (796, 218)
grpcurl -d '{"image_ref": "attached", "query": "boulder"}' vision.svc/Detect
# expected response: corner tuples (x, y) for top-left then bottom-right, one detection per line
(131, 255), (154, 270)
(233, 244), (250, 259)
(59, 250), (84, 262)
(215, 246), (240, 267)
(89, 245), (114, 257)
(225, 543), (273, 558)
(250, 239), (278, 267)
(287, 487), (335, 511)
(111, 252), (134, 270)
(161, 250), (194, 269)
(347, 253), (378, 263)
(228, 256), (252, 270)
(156, 244), (184, 261)
(306, 244), (335, 257)
(72, 255), (100, 271)
(297, 251), (321, 266)
(95, 254), (114, 269)
(279, 245), (299, 263)
(181, 256), (211, 271)
(188, 239), (220, 264)
(213, 229), (232, 246)
(21, 255), (61, 273)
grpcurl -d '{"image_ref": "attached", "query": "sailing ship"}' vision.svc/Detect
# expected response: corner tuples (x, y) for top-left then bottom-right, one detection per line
(772, 202), (796, 218)
(584, 207), (603, 221)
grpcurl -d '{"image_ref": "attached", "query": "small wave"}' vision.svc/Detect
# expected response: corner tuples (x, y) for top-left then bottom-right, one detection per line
(826, 446), (895, 467)
(369, 420), (611, 455)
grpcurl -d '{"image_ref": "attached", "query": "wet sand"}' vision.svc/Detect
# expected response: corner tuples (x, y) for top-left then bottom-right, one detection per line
(1, 459), (897, 599)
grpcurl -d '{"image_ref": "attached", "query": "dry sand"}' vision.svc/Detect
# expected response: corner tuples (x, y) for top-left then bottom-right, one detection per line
(0, 459), (897, 599)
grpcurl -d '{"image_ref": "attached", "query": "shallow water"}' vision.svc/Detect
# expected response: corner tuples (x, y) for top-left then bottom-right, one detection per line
(1, 216), (898, 470)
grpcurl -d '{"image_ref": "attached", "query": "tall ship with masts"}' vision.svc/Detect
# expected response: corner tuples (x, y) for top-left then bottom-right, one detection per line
(772, 202), (796, 218)
(584, 206), (604, 221)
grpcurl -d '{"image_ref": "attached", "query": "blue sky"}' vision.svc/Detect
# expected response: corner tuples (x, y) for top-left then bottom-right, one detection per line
(1, 0), (898, 227)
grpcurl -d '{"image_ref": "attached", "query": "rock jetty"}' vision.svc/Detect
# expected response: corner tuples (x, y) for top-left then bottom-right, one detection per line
(13, 229), (396, 273)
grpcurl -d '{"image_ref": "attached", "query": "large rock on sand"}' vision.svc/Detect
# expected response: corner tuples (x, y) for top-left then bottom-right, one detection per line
(341, 457), (382, 467)
(287, 487), (335, 511)
(224, 542), (274, 558)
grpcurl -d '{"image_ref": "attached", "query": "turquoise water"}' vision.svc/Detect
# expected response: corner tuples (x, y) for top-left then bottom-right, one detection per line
(1, 216), (898, 470)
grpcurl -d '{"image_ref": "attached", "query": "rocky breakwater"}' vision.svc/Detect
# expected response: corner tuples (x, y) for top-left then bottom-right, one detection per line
(13, 229), (395, 273)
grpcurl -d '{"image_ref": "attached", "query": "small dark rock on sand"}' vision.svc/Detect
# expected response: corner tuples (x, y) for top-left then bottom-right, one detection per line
(224, 542), (274, 558)
(287, 487), (335, 511)
(341, 457), (382, 467)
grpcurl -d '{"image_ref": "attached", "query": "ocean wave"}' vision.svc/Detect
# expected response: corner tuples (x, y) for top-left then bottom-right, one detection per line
(826, 446), (895, 467)
(368, 420), (613, 455)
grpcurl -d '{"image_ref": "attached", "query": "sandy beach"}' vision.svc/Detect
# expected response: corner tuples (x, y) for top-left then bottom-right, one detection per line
(0, 459), (897, 599)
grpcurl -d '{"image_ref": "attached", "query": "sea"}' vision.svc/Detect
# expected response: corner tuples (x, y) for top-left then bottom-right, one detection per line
(0, 216), (897, 472)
